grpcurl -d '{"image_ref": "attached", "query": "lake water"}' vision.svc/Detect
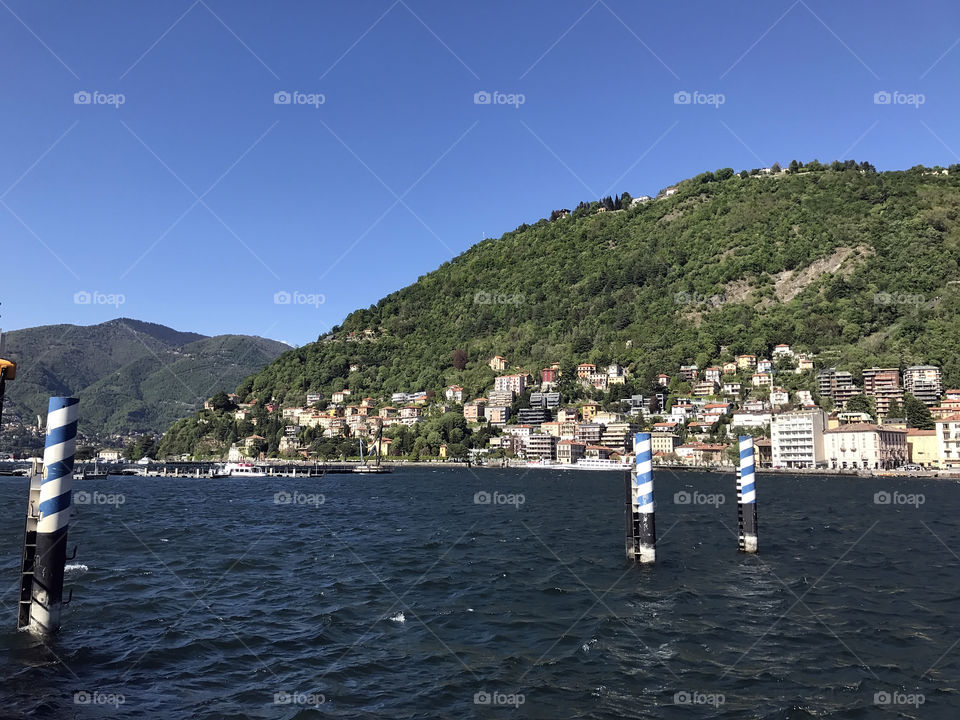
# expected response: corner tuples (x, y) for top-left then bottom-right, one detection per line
(1, 467), (957, 718)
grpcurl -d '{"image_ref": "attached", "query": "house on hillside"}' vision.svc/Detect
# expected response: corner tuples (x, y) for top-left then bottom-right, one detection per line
(489, 355), (508, 371)
(577, 363), (597, 379)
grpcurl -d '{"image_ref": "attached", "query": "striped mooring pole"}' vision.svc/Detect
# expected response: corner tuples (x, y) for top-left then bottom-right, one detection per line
(737, 435), (758, 553)
(20, 397), (79, 634)
(625, 432), (656, 563)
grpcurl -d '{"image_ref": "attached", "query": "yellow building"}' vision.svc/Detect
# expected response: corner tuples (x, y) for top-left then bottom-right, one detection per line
(581, 402), (599, 422)
(906, 429), (939, 467)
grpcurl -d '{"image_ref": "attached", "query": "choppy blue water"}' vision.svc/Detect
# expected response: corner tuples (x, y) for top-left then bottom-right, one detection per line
(1, 468), (958, 718)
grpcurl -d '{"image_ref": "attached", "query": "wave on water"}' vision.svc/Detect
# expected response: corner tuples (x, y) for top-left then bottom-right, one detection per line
(389, 612), (405, 623)
(64, 564), (88, 575)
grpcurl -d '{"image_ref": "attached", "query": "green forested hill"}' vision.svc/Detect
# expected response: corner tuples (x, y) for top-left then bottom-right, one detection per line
(235, 161), (960, 407)
(2, 319), (288, 436)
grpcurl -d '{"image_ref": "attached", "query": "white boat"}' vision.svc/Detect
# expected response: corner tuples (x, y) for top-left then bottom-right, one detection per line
(525, 459), (632, 471)
(215, 462), (267, 478)
(574, 458), (632, 471)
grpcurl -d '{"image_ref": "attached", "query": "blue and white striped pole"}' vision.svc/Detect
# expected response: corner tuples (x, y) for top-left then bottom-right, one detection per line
(30, 397), (79, 634)
(626, 432), (656, 563)
(737, 435), (758, 553)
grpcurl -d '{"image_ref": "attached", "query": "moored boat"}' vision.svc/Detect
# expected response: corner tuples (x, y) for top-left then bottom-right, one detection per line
(214, 462), (268, 478)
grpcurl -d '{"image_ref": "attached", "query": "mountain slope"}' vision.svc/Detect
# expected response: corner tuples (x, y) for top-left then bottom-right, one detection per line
(2, 319), (288, 435)
(234, 162), (960, 406)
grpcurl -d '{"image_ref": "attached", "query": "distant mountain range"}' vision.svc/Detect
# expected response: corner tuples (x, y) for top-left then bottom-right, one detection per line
(1, 319), (289, 437)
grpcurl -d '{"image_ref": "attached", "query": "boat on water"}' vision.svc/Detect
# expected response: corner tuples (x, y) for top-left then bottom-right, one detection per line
(526, 458), (632, 472)
(574, 458), (632, 471)
(352, 423), (392, 473)
(214, 462), (268, 478)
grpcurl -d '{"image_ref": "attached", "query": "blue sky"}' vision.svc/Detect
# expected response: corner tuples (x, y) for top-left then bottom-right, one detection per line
(2, 0), (960, 346)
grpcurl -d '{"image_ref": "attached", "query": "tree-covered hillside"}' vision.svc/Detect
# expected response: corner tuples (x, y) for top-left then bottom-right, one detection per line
(236, 161), (960, 407)
(2, 319), (288, 437)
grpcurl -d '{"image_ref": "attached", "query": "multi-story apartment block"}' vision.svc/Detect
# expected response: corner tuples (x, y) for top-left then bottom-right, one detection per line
(574, 423), (603, 444)
(903, 365), (942, 407)
(771, 408), (828, 468)
(818, 368), (859, 405)
(495, 374), (526, 396)
(863, 367), (903, 418)
(526, 433), (557, 461)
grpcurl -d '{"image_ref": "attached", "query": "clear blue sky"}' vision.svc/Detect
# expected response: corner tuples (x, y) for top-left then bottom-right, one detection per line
(2, 0), (959, 346)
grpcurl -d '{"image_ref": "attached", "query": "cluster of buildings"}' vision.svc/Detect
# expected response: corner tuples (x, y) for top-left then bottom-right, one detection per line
(765, 402), (960, 471)
(818, 365), (944, 415)
(217, 343), (960, 470)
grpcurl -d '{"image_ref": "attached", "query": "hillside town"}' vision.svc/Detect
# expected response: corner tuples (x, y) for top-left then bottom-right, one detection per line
(187, 343), (960, 473)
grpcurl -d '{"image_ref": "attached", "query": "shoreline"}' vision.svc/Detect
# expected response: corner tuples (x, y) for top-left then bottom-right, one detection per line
(3, 459), (957, 481)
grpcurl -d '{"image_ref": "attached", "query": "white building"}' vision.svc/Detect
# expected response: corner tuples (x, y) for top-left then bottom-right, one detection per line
(770, 388), (790, 407)
(937, 415), (960, 470)
(731, 412), (772, 428)
(823, 423), (907, 470)
(495, 374), (526, 396)
(903, 365), (942, 407)
(771, 408), (828, 468)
